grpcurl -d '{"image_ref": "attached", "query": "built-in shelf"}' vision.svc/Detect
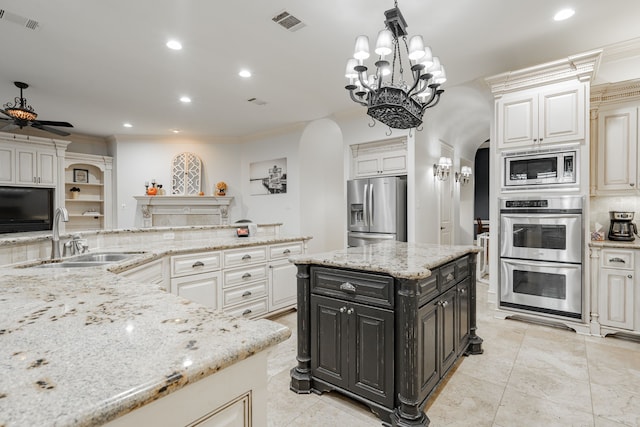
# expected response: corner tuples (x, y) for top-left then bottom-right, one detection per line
(65, 181), (104, 187)
(134, 195), (233, 228)
(65, 199), (105, 203)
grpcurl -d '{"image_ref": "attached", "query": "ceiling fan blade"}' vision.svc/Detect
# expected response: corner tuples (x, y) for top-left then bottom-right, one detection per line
(0, 109), (14, 119)
(0, 120), (18, 132)
(32, 120), (73, 128)
(30, 123), (71, 136)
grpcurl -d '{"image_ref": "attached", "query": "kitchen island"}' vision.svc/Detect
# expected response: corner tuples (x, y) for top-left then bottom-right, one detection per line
(0, 224), (310, 427)
(289, 242), (483, 427)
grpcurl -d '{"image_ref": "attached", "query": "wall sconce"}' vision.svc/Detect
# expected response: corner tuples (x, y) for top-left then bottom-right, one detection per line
(455, 166), (473, 185)
(433, 157), (452, 181)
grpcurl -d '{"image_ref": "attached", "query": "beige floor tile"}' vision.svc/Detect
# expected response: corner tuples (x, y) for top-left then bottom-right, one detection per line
(590, 383), (640, 427)
(587, 341), (640, 395)
(284, 398), (381, 427)
(494, 386), (594, 427)
(594, 416), (635, 427)
(427, 371), (503, 427)
(267, 369), (321, 427)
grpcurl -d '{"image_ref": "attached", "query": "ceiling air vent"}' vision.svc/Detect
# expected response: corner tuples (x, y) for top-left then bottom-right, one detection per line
(247, 97), (268, 106)
(0, 9), (40, 30)
(272, 10), (306, 32)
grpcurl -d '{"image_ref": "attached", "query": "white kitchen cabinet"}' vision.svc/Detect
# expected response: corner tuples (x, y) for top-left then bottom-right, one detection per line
(119, 258), (168, 291)
(0, 146), (14, 183)
(598, 249), (635, 330)
(15, 147), (57, 186)
(595, 106), (639, 192)
(222, 247), (269, 319)
(170, 251), (222, 309)
(351, 138), (407, 178)
(497, 81), (585, 149)
(268, 241), (304, 312)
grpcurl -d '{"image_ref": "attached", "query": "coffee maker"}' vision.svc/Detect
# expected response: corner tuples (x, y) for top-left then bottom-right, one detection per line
(608, 211), (638, 241)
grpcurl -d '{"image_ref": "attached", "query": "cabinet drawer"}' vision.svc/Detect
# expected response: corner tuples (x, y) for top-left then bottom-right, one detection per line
(224, 246), (267, 268)
(223, 264), (268, 288)
(171, 251), (221, 277)
(439, 262), (457, 291)
(224, 298), (268, 319)
(269, 241), (304, 260)
(455, 256), (470, 280)
(310, 267), (393, 309)
(222, 280), (268, 307)
(601, 249), (634, 270)
(418, 274), (439, 307)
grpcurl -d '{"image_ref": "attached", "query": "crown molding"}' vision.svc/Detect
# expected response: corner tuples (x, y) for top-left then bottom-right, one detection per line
(590, 78), (640, 110)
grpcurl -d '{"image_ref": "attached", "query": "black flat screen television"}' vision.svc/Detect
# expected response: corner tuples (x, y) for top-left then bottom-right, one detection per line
(0, 186), (54, 234)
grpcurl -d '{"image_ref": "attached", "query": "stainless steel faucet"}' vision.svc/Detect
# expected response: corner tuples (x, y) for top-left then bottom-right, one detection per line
(51, 207), (69, 259)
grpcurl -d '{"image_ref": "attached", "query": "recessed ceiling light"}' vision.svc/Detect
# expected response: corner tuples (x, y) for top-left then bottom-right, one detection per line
(166, 40), (182, 50)
(171, 129), (181, 134)
(239, 69), (252, 78)
(123, 123), (133, 128)
(554, 8), (575, 21)
(180, 96), (192, 103)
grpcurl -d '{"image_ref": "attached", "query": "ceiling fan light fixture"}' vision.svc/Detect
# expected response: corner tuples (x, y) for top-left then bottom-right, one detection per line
(5, 107), (37, 121)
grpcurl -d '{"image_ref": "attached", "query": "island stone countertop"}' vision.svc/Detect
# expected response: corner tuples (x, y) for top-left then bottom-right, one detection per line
(289, 241), (481, 280)
(0, 229), (311, 427)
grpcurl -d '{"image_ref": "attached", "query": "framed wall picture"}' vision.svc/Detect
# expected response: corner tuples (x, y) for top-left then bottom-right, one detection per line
(73, 168), (89, 183)
(249, 158), (287, 195)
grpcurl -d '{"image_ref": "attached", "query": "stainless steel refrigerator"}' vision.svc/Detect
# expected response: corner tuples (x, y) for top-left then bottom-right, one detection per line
(347, 176), (407, 247)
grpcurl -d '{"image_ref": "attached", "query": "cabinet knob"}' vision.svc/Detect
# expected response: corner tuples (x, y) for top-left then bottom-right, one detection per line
(347, 308), (354, 315)
(340, 307), (346, 313)
(533, 138), (538, 142)
(241, 254), (252, 260)
(446, 273), (454, 281)
(439, 300), (449, 307)
(192, 261), (205, 268)
(628, 275), (633, 279)
(242, 273), (252, 279)
(539, 138), (543, 142)
(242, 291), (252, 297)
(631, 183), (635, 187)
(242, 309), (252, 316)
(459, 288), (467, 295)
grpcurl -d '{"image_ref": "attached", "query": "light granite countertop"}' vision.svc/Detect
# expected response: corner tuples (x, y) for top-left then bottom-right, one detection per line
(290, 241), (481, 280)
(0, 233), (311, 427)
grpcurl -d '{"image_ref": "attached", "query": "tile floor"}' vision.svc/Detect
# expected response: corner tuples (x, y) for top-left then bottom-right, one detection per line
(266, 281), (640, 427)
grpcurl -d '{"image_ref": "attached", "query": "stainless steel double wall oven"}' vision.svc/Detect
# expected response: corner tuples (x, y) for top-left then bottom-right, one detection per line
(499, 195), (584, 320)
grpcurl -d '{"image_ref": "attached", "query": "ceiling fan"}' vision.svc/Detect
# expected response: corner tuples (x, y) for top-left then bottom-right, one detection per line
(0, 81), (74, 137)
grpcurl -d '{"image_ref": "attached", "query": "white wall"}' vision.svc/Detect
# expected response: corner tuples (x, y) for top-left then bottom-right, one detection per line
(113, 136), (242, 228)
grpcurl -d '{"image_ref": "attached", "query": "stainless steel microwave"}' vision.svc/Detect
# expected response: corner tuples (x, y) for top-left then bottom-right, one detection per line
(503, 148), (578, 188)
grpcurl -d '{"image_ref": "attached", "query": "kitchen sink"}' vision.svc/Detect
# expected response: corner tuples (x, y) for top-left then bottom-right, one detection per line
(30, 251), (144, 269)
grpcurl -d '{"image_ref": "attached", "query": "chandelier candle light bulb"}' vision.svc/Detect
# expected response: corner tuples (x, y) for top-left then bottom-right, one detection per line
(344, 2), (446, 130)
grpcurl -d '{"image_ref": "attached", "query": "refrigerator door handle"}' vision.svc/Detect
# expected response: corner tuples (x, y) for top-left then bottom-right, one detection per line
(363, 183), (369, 227)
(369, 183), (374, 225)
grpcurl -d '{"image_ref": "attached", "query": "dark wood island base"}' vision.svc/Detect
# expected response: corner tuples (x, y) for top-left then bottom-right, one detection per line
(289, 243), (483, 427)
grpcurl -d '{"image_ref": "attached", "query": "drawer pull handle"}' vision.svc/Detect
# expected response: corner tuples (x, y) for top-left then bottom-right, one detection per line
(242, 291), (252, 297)
(242, 273), (252, 279)
(192, 261), (205, 268)
(446, 273), (454, 281)
(339, 282), (357, 293)
(242, 309), (252, 316)
(283, 249), (291, 254)
(609, 257), (626, 264)
(242, 254), (252, 260)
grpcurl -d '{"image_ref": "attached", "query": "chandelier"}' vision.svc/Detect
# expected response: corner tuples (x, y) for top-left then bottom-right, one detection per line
(344, 1), (446, 130)
(3, 82), (38, 122)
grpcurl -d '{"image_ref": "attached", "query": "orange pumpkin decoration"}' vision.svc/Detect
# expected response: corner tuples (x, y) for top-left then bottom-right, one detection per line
(147, 187), (158, 196)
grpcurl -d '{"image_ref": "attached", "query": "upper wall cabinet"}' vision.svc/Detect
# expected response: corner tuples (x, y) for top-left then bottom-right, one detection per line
(350, 138), (407, 179)
(0, 133), (69, 189)
(497, 81), (586, 149)
(591, 79), (640, 195)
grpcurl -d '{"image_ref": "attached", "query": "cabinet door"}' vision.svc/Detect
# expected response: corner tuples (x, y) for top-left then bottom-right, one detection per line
(380, 151), (407, 175)
(354, 152), (381, 177)
(15, 148), (37, 185)
(539, 84), (585, 145)
(439, 287), (458, 374)
(597, 107), (638, 192)
(269, 259), (297, 311)
(310, 295), (349, 389)
(456, 277), (471, 355)
(0, 146), (14, 183)
(598, 269), (634, 330)
(497, 92), (537, 148)
(349, 301), (394, 408)
(171, 271), (221, 309)
(418, 299), (439, 397)
(37, 150), (56, 186)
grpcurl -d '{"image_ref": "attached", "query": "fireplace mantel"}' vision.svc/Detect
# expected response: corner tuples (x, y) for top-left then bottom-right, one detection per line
(133, 196), (233, 228)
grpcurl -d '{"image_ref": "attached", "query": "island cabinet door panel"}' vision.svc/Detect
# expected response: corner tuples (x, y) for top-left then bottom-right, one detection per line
(439, 286), (458, 375)
(457, 277), (471, 354)
(350, 302), (394, 408)
(311, 295), (349, 389)
(418, 299), (440, 398)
